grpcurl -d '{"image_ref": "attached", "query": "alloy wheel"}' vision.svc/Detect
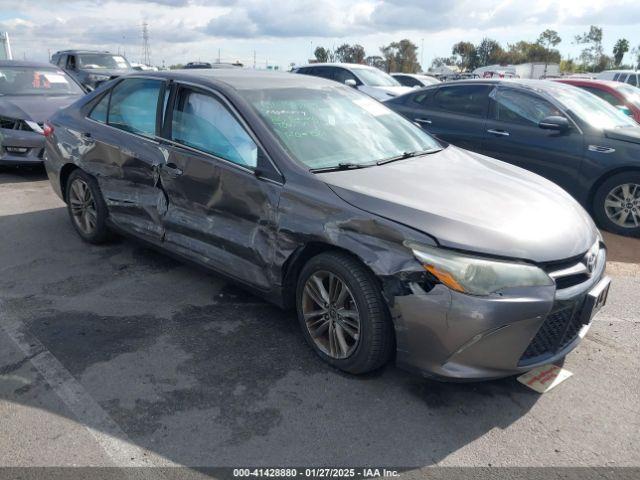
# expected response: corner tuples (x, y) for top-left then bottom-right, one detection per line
(301, 270), (361, 359)
(69, 178), (98, 235)
(604, 183), (640, 228)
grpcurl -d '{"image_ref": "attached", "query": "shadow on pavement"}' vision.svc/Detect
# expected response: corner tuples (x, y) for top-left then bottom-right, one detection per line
(0, 206), (540, 468)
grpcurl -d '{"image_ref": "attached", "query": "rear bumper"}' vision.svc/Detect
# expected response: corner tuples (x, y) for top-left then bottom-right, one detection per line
(0, 128), (45, 165)
(391, 247), (608, 381)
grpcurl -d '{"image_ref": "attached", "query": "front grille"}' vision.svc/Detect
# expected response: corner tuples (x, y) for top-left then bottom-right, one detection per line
(519, 297), (587, 365)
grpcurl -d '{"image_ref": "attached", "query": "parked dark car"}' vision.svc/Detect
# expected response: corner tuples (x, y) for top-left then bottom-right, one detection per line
(386, 79), (640, 236)
(554, 78), (640, 124)
(51, 50), (133, 90)
(44, 70), (609, 380)
(0, 60), (84, 166)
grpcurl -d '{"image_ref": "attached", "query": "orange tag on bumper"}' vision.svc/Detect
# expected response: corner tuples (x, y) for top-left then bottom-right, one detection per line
(517, 364), (573, 393)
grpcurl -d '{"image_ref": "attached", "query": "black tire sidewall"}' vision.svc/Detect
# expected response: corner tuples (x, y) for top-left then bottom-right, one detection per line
(593, 172), (640, 237)
(295, 252), (392, 374)
(65, 169), (111, 244)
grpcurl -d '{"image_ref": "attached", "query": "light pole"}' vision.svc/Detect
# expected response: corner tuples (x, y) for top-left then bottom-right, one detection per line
(421, 38), (424, 72)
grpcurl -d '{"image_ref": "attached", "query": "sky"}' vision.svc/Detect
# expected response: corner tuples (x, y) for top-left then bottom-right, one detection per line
(1, 0), (639, 69)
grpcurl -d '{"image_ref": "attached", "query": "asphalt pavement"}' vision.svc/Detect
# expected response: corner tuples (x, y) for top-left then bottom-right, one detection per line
(0, 168), (638, 475)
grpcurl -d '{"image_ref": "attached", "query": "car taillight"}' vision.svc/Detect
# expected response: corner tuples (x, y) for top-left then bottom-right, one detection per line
(43, 122), (54, 138)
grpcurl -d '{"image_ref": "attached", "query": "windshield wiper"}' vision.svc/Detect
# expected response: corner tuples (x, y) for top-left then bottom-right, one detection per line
(376, 148), (442, 165)
(309, 162), (374, 173)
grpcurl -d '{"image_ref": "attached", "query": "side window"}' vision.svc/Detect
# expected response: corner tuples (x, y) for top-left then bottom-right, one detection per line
(66, 55), (76, 70)
(618, 74), (628, 83)
(107, 78), (162, 137)
(170, 88), (257, 168)
(433, 85), (490, 117)
(89, 92), (110, 123)
(627, 74), (638, 87)
(581, 87), (620, 106)
(297, 67), (312, 75)
(400, 76), (421, 87)
(492, 89), (562, 126)
(333, 68), (358, 84)
(613, 73), (620, 81)
(314, 67), (335, 80)
(412, 90), (431, 105)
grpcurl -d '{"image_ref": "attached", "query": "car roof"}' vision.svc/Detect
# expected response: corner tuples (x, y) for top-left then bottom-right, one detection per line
(53, 50), (114, 55)
(600, 69), (639, 74)
(555, 78), (624, 89)
(0, 60), (63, 69)
(296, 63), (378, 70)
(423, 78), (574, 94)
(132, 68), (339, 90)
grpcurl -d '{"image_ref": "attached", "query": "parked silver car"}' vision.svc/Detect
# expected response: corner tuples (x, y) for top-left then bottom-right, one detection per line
(293, 63), (413, 101)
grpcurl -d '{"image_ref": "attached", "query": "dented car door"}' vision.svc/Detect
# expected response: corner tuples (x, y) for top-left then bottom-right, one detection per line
(84, 77), (168, 243)
(157, 84), (281, 290)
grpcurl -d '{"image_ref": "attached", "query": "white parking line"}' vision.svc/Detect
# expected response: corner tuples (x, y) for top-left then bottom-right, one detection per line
(0, 301), (170, 470)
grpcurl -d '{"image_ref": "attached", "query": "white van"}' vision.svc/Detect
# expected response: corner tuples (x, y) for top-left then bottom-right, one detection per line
(597, 70), (639, 87)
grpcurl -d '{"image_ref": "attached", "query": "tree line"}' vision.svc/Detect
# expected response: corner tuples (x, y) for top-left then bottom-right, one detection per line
(313, 40), (421, 73)
(312, 26), (640, 74)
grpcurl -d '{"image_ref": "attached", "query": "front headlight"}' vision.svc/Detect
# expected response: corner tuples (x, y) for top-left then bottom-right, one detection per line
(408, 243), (553, 296)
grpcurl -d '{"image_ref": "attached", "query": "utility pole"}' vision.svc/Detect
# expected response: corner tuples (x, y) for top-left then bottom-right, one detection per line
(253, 50), (256, 69)
(421, 38), (424, 72)
(217, 48), (221, 63)
(141, 21), (151, 66)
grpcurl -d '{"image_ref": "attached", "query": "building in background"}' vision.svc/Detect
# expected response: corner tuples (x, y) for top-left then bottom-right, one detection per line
(473, 62), (560, 79)
(0, 32), (12, 60)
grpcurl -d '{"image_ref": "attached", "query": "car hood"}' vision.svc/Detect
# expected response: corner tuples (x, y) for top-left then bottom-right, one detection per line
(0, 95), (81, 123)
(318, 146), (598, 263)
(604, 126), (640, 145)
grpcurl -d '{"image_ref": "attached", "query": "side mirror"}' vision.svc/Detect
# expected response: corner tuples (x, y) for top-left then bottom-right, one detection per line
(616, 105), (633, 117)
(539, 115), (569, 131)
(344, 79), (357, 88)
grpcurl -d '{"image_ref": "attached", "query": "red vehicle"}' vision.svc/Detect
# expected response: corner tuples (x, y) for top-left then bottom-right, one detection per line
(555, 78), (640, 124)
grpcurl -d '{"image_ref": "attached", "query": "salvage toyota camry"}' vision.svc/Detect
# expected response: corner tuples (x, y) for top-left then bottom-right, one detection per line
(43, 70), (610, 380)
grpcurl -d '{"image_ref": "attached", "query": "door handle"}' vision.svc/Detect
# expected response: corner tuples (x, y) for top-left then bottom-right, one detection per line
(487, 129), (510, 137)
(415, 118), (432, 125)
(162, 162), (183, 178)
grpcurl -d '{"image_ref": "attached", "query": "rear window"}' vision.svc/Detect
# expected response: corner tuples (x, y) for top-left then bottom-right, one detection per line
(0, 66), (83, 96)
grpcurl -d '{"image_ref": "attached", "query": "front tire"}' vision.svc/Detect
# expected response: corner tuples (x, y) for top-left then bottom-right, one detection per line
(65, 169), (112, 244)
(593, 172), (640, 237)
(296, 251), (394, 374)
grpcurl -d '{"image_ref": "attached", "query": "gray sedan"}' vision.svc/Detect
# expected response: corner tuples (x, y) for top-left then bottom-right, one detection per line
(43, 69), (610, 380)
(0, 60), (84, 166)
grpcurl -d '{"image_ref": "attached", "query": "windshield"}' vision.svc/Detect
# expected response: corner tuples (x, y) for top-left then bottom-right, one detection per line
(0, 67), (84, 96)
(351, 68), (400, 87)
(616, 84), (640, 110)
(78, 54), (130, 70)
(545, 83), (637, 129)
(243, 86), (441, 170)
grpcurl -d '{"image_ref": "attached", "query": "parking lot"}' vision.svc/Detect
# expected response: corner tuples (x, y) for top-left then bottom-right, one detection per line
(0, 168), (639, 472)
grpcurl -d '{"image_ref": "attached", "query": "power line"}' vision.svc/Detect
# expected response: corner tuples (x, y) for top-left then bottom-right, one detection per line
(141, 21), (151, 66)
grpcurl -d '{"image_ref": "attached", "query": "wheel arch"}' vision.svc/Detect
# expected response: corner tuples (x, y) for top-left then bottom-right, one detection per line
(588, 166), (640, 214)
(59, 163), (81, 202)
(281, 242), (382, 310)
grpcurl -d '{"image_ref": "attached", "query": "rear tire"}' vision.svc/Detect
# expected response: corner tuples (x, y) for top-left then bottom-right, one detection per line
(593, 172), (640, 237)
(65, 169), (112, 244)
(296, 251), (394, 374)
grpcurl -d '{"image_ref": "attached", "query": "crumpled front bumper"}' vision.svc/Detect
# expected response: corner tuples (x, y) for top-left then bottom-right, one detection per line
(0, 128), (45, 165)
(390, 248), (608, 381)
